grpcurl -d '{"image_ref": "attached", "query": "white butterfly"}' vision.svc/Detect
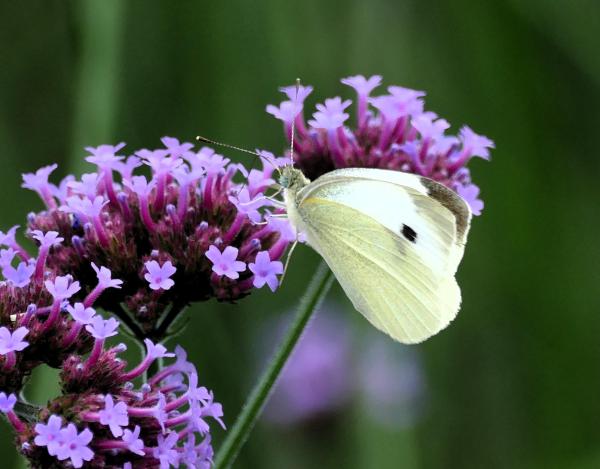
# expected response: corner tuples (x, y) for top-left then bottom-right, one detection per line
(280, 165), (471, 344)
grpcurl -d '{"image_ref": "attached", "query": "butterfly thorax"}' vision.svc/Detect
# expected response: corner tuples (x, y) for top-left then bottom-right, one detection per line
(279, 166), (311, 235)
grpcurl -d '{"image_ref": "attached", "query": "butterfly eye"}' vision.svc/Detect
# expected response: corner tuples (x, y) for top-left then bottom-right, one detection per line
(279, 175), (289, 188)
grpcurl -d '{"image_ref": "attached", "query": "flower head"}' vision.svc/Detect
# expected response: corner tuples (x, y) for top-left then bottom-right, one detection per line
(267, 76), (493, 214)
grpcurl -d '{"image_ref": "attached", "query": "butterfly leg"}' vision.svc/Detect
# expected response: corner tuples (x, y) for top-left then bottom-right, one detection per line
(278, 239), (298, 288)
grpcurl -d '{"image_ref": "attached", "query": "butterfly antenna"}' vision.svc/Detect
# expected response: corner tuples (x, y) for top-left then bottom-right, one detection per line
(289, 78), (301, 167)
(195, 135), (280, 174)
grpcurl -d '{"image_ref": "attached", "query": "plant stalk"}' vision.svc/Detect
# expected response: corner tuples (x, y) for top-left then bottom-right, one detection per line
(213, 261), (335, 469)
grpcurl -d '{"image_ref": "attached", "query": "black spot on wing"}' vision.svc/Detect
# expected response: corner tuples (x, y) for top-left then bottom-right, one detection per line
(402, 224), (417, 243)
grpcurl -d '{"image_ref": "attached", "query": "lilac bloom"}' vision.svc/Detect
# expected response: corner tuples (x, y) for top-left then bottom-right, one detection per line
(144, 338), (175, 360)
(31, 230), (64, 248)
(114, 156), (142, 180)
(51, 174), (75, 202)
(228, 187), (268, 223)
(85, 143), (126, 168)
(432, 135), (460, 155)
(122, 425), (145, 456)
(0, 326), (29, 354)
(369, 95), (411, 122)
(0, 392), (17, 413)
(172, 345), (195, 374)
(34, 414), (64, 456)
(247, 169), (275, 194)
(266, 100), (302, 124)
(21, 164), (58, 193)
(144, 260), (177, 291)
(67, 303), (96, 324)
(205, 245), (246, 279)
(162, 136), (194, 158)
(45, 275), (81, 300)
(181, 435), (200, 468)
(459, 126), (495, 160)
(186, 372), (211, 404)
(153, 431), (180, 469)
(411, 114), (450, 141)
(62, 195), (108, 219)
(67, 173), (100, 199)
(196, 150), (230, 175)
(188, 401), (210, 434)
(195, 435), (214, 469)
(139, 149), (182, 174)
(201, 396), (225, 430)
(123, 175), (155, 197)
(173, 165), (205, 187)
(308, 97), (352, 130)
(91, 263), (123, 289)
(85, 316), (120, 340)
(0, 226), (18, 248)
(388, 85), (426, 115)
(98, 394), (129, 437)
(0, 248), (16, 268)
(249, 251), (283, 291)
(152, 393), (169, 434)
(266, 216), (298, 243)
(3, 261), (35, 287)
(57, 423), (94, 468)
(456, 183), (484, 216)
(342, 75), (382, 96)
(279, 83), (313, 103)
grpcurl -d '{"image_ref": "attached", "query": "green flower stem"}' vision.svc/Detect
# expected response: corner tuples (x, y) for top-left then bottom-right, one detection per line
(213, 261), (335, 469)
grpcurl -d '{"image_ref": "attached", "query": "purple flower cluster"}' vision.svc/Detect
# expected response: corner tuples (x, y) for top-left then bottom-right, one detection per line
(267, 75), (494, 215)
(24, 138), (291, 338)
(4, 340), (222, 468)
(0, 228), (224, 467)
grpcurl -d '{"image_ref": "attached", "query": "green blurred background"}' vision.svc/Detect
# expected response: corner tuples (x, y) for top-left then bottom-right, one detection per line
(1, 1), (599, 468)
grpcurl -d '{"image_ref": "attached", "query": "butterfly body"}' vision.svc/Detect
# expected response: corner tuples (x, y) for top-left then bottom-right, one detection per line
(280, 165), (471, 344)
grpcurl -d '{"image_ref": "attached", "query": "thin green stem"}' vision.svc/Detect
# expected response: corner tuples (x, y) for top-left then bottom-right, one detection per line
(213, 261), (335, 469)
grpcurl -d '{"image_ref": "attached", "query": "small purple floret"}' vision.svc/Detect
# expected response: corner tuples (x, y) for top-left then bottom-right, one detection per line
(0, 326), (29, 354)
(144, 260), (176, 291)
(205, 245), (246, 280)
(249, 251), (283, 292)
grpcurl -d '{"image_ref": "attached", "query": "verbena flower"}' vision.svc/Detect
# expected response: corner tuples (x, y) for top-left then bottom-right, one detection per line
(1, 317), (223, 468)
(24, 138), (290, 339)
(267, 75), (494, 214)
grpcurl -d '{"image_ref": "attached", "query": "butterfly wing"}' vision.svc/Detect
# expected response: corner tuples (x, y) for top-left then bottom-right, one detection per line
(295, 168), (471, 344)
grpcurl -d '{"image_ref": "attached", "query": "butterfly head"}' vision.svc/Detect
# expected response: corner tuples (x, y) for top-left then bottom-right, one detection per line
(278, 165), (310, 193)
